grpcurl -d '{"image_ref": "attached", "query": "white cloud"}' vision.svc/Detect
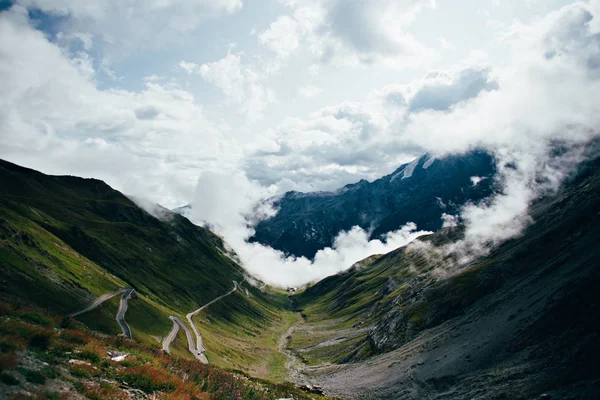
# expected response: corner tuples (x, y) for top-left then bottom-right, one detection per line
(16, 0), (243, 56)
(0, 7), (239, 208)
(181, 53), (276, 122)
(439, 37), (456, 52)
(242, 1), (600, 282)
(259, 15), (302, 57)
(2, 0), (600, 287)
(185, 172), (430, 286)
(297, 85), (323, 98)
(261, 0), (438, 68)
(394, 1), (600, 269)
(242, 63), (499, 191)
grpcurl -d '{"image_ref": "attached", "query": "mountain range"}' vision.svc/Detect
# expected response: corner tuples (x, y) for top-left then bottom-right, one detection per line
(1, 150), (599, 399)
(251, 151), (496, 258)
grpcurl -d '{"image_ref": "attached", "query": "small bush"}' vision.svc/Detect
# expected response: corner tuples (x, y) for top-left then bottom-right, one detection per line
(121, 365), (179, 393)
(18, 313), (52, 327)
(39, 390), (61, 400)
(0, 372), (19, 385)
(0, 339), (17, 353)
(29, 332), (53, 350)
(70, 363), (99, 379)
(17, 367), (46, 385)
(60, 329), (88, 345)
(0, 302), (13, 316)
(78, 342), (105, 364)
(59, 316), (76, 329)
(75, 381), (129, 400)
(40, 366), (59, 380)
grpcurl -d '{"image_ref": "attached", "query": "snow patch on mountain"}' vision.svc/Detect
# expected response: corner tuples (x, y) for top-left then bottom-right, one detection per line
(423, 154), (437, 169)
(401, 157), (420, 179)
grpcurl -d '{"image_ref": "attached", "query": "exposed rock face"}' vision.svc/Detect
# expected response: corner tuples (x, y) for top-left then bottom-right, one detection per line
(251, 151), (496, 259)
(368, 308), (413, 353)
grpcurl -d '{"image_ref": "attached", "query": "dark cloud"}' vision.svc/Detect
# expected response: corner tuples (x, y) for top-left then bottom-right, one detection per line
(408, 67), (499, 112)
(135, 106), (160, 120)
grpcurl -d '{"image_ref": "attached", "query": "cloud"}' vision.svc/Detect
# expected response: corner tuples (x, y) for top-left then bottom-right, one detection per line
(2, 0), (600, 287)
(395, 1), (600, 270)
(259, 15), (302, 57)
(260, 0), (437, 68)
(297, 85), (323, 98)
(181, 53), (276, 122)
(0, 6), (239, 208)
(241, 64), (499, 192)
(407, 66), (499, 112)
(185, 172), (430, 286)
(16, 0), (243, 57)
(241, 1), (600, 282)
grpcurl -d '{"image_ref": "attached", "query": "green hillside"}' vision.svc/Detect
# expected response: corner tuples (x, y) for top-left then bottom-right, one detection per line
(0, 159), (292, 377)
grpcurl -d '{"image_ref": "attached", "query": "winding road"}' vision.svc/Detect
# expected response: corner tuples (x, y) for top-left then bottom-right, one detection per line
(162, 280), (243, 364)
(116, 289), (134, 339)
(162, 316), (208, 363)
(71, 279), (245, 364)
(70, 288), (129, 317)
(71, 287), (134, 339)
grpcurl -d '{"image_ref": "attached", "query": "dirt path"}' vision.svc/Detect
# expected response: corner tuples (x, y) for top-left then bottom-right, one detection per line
(278, 316), (311, 386)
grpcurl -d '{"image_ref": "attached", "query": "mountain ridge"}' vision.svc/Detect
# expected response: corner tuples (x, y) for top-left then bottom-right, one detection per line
(250, 150), (496, 259)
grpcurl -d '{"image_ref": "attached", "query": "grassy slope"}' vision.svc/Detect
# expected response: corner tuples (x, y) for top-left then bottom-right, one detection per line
(0, 159), (293, 378)
(0, 301), (339, 400)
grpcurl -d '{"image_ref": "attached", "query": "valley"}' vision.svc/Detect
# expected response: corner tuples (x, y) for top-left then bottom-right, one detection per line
(1, 154), (599, 399)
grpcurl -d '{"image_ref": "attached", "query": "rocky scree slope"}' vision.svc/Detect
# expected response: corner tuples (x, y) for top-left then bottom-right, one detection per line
(288, 153), (600, 399)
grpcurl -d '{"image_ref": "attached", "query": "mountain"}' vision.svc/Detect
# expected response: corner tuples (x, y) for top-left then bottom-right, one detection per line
(2, 150), (599, 400)
(283, 151), (600, 399)
(251, 151), (496, 259)
(0, 159), (298, 379)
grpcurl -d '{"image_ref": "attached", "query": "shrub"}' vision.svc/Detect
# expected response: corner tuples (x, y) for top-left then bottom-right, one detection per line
(75, 381), (129, 400)
(78, 342), (105, 364)
(17, 367), (46, 385)
(60, 329), (89, 345)
(29, 331), (53, 350)
(0, 372), (19, 385)
(121, 365), (179, 393)
(40, 366), (59, 380)
(18, 312), (52, 327)
(69, 363), (99, 379)
(0, 339), (17, 353)
(40, 391), (61, 400)
(59, 316), (76, 329)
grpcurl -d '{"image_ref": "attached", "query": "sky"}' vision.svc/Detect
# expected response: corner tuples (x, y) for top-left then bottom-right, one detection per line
(1, 0), (600, 286)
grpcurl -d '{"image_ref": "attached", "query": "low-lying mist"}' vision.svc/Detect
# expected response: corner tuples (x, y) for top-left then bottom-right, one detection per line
(183, 171), (430, 286)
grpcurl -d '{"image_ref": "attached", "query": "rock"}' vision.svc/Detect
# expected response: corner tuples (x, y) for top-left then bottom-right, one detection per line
(68, 359), (92, 367)
(110, 353), (128, 362)
(368, 309), (414, 353)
